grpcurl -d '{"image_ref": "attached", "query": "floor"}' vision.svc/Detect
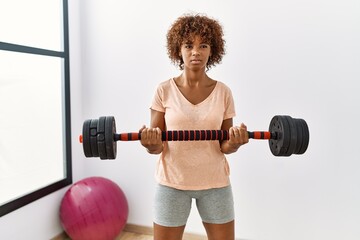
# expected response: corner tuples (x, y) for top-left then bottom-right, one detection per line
(117, 231), (153, 240)
(55, 224), (207, 240)
(61, 232), (206, 240)
(118, 231), (208, 240)
(58, 231), (153, 240)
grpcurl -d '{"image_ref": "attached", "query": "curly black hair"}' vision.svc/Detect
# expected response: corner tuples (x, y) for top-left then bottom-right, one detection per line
(166, 13), (226, 71)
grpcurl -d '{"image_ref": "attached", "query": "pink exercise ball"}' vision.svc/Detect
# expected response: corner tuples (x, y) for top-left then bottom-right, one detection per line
(59, 177), (129, 240)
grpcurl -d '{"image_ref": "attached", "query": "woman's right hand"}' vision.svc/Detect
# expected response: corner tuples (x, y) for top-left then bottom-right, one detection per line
(139, 125), (163, 154)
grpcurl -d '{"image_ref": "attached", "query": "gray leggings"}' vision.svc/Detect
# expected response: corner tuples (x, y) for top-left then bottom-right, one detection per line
(154, 184), (234, 227)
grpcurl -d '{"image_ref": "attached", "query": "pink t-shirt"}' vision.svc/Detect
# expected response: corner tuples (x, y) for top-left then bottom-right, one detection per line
(151, 78), (236, 190)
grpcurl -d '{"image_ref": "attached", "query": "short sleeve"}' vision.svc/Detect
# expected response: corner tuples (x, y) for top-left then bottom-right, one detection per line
(223, 85), (236, 120)
(150, 84), (166, 113)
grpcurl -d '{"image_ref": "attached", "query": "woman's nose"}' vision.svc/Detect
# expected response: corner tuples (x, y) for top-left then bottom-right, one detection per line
(192, 48), (200, 56)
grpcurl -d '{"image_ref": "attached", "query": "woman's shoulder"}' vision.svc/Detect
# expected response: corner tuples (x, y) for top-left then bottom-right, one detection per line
(214, 80), (232, 92)
(159, 78), (172, 85)
(157, 78), (176, 89)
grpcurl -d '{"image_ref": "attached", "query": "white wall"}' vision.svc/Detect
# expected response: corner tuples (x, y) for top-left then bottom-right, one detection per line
(80, 0), (360, 239)
(1, 0), (359, 240)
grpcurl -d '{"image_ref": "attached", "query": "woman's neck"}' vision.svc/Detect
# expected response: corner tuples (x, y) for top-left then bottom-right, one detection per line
(177, 71), (211, 87)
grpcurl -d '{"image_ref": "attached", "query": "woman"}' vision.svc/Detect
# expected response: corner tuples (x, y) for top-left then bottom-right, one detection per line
(140, 13), (249, 240)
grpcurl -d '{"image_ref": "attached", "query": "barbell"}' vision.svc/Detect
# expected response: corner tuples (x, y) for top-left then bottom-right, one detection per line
(79, 115), (309, 160)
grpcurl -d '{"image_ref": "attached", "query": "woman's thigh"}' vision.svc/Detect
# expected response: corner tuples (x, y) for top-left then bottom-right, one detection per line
(203, 220), (235, 240)
(196, 185), (235, 224)
(153, 223), (186, 240)
(153, 184), (192, 227)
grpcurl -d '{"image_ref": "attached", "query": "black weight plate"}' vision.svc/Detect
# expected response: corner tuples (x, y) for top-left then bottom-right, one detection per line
(283, 116), (297, 156)
(105, 116), (117, 159)
(293, 118), (304, 154)
(90, 119), (99, 157)
(82, 119), (92, 157)
(269, 116), (282, 156)
(298, 119), (309, 154)
(278, 116), (291, 156)
(269, 115), (291, 156)
(97, 116), (107, 159)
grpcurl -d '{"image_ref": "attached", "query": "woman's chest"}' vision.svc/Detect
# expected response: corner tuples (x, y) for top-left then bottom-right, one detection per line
(177, 85), (216, 105)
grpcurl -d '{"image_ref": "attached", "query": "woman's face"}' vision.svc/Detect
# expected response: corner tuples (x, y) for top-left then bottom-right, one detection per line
(180, 35), (211, 71)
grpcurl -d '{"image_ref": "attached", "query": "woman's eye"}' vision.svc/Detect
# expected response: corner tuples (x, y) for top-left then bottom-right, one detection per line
(185, 44), (192, 49)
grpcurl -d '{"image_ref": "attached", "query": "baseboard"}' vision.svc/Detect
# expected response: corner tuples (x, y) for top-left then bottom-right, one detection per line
(53, 223), (207, 240)
(51, 232), (69, 240)
(123, 223), (154, 235)
(124, 223), (207, 240)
